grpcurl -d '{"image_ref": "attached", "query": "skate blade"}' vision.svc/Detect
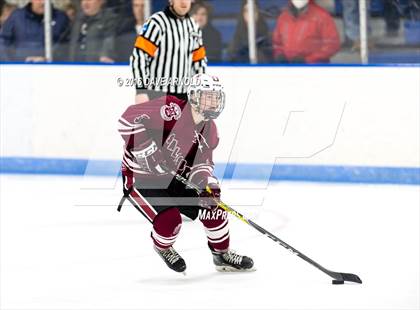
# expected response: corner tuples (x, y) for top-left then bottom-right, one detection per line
(215, 265), (256, 273)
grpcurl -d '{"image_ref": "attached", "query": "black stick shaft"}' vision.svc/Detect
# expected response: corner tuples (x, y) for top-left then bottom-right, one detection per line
(246, 218), (332, 276)
(165, 167), (362, 284)
(117, 196), (126, 212)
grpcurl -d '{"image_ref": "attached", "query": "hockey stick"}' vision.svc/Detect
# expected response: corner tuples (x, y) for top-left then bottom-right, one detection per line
(117, 195), (126, 212)
(164, 167), (362, 285)
(117, 187), (132, 212)
(116, 191), (147, 217)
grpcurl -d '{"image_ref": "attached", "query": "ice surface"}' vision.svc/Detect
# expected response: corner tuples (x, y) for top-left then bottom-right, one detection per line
(1, 174), (419, 309)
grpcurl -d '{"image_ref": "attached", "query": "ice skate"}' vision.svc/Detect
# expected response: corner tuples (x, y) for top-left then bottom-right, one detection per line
(210, 248), (255, 272)
(154, 246), (186, 274)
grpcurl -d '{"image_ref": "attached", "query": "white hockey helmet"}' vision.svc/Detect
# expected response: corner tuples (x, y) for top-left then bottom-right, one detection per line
(187, 73), (225, 120)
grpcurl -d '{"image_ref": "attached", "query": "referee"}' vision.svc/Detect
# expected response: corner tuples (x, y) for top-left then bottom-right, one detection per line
(131, 0), (207, 104)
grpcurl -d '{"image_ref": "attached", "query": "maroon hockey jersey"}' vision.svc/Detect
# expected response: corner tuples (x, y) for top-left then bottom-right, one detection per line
(118, 95), (219, 185)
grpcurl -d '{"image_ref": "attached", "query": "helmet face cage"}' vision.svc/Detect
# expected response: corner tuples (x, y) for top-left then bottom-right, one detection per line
(188, 75), (225, 120)
(190, 90), (225, 120)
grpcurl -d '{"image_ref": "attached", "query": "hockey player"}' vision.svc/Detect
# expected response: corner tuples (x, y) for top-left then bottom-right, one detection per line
(118, 74), (254, 273)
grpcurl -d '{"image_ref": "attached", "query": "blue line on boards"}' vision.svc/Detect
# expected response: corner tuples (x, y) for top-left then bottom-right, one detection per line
(0, 157), (418, 185)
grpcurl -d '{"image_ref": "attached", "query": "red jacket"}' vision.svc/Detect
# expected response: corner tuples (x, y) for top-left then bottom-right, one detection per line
(272, 1), (340, 63)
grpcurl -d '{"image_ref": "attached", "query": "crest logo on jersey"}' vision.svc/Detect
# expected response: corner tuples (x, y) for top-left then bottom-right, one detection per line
(160, 102), (182, 121)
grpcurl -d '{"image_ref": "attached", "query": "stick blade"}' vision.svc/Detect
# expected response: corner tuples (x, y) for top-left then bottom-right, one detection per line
(328, 271), (362, 284)
(341, 273), (362, 284)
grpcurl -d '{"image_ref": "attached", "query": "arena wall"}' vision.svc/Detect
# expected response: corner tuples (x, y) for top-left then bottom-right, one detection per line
(1, 64), (419, 184)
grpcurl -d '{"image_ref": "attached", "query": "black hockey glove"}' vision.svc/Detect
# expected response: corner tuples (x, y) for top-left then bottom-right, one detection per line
(198, 182), (221, 210)
(132, 140), (167, 175)
(146, 148), (167, 174)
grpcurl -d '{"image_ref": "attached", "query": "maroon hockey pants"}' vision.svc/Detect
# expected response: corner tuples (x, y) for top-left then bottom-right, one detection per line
(122, 167), (230, 252)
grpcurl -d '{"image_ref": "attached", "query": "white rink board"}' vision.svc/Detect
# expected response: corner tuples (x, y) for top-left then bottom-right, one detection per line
(0, 64), (419, 168)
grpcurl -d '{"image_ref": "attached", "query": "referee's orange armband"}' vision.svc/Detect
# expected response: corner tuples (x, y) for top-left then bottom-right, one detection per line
(192, 46), (206, 62)
(135, 36), (158, 57)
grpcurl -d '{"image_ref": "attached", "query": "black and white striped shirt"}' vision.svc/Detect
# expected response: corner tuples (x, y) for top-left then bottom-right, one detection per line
(130, 6), (207, 95)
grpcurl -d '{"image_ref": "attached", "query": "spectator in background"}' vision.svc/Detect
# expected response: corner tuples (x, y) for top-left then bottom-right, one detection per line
(115, 0), (145, 63)
(341, 0), (371, 50)
(129, 0), (145, 35)
(63, 2), (77, 22)
(272, 0), (340, 64)
(407, 0), (420, 20)
(191, 1), (222, 63)
(0, 0), (5, 24)
(227, 0), (272, 63)
(383, 0), (400, 37)
(68, 0), (117, 63)
(106, 0), (132, 16)
(383, 0), (420, 37)
(0, 0), (69, 62)
(0, 2), (17, 29)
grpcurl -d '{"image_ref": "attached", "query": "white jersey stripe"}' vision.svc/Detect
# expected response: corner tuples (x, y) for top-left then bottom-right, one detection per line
(205, 223), (229, 240)
(152, 228), (178, 241)
(207, 233), (230, 244)
(119, 128), (146, 136)
(207, 219), (228, 232)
